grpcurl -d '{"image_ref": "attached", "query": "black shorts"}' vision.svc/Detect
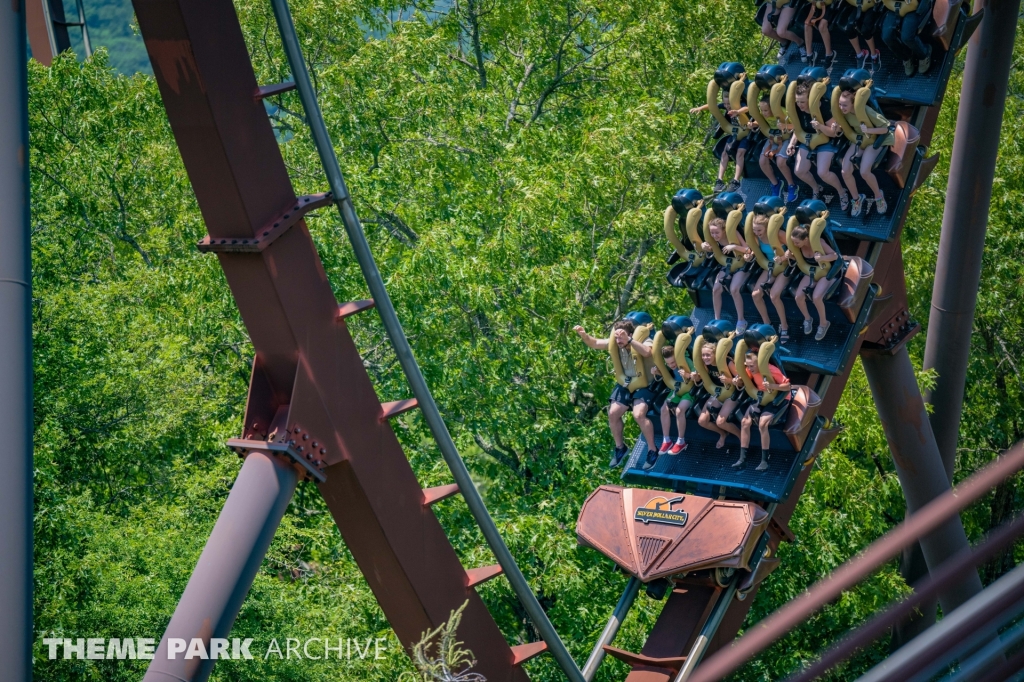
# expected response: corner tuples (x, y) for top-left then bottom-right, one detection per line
(611, 384), (657, 408)
(745, 400), (789, 420)
(724, 135), (752, 159)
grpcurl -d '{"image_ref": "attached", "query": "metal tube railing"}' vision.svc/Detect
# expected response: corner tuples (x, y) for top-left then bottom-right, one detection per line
(688, 442), (1024, 682)
(581, 576), (641, 681)
(787, 511), (1024, 682)
(267, 2), (586, 679)
(855, 563), (1024, 682)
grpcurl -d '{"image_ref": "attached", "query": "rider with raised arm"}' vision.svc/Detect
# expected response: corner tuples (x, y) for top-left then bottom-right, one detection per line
(573, 312), (656, 469)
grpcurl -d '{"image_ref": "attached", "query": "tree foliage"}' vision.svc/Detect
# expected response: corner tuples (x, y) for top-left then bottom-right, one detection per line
(30, 2), (1024, 681)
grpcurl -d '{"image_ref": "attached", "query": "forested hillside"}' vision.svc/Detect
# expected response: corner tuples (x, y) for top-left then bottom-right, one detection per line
(29, 1), (1024, 680)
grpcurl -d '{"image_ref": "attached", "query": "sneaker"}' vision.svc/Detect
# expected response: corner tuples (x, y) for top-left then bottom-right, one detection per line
(609, 447), (627, 468)
(642, 450), (659, 471)
(713, 179), (726, 194)
(735, 319), (748, 335)
(855, 50), (869, 69)
(851, 194), (865, 218)
(823, 52), (836, 70)
(876, 196), (888, 215)
(839, 190), (850, 212)
(799, 46), (810, 63)
(777, 40), (791, 64)
(780, 327), (790, 344)
(904, 59), (915, 77)
(815, 320), (831, 341)
(726, 178), (742, 193)
(786, 184), (798, 203)
(811, 185), (823, 201)
(803, 318), (813, 335)
(770, 182), (782, 197)
(658, 441), (673, 454)
(669, 441), (688, 455)
(870, 52), (882, 75)
(919, 46), (933, 75)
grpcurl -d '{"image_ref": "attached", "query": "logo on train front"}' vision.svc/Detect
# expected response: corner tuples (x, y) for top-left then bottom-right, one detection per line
(634, 496), (688, 526)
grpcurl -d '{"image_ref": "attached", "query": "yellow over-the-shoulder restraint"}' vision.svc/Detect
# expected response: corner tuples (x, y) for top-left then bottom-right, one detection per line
(685, 206), (708, 267)
(707, 79), (748, 140)
(651, 330), (673, 392)
(674, 328), (696, 395)
(745, 213), (788, 276)
(714, 333), (738, 401)
(883, 0), (919, 16)
(768, 213), (788, 265)
(609, 324), (653, 391)
(736, 338), (783, 405)
(729, 80), (751, 135)
(831, 85), (878, 149)
(704, 207), (746, 272)
(770, 82), (789, 128)
(846, 0), (878, 10)
(664, 205), (690, 261)
(786, 215), (831, 280)
(747, 82), (772, 138)
(788, 81), (831, 150)
(693, 334), (736, 401)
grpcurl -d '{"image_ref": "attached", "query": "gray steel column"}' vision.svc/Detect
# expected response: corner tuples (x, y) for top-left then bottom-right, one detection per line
(0, 0), (33, 679)
(923, 0), (1020, 482)
(143, 452), (298, 682)
(862, 349), (983, 612)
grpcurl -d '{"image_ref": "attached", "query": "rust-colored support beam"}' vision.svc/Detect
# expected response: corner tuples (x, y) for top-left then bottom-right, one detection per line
(131, 1), (535, 679)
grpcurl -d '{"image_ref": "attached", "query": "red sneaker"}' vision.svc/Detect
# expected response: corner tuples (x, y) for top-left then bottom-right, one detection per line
(658, 442), (673, 454)
(669, 441), (688, 455)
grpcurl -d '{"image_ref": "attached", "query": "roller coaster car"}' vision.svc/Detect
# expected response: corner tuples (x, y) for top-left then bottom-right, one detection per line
(774, 1), (980, 106)
(576, 486), (770, 583)
(741, 121), (926, 242)
(683, 251), (875, 375)
(622, 388), (825, 503)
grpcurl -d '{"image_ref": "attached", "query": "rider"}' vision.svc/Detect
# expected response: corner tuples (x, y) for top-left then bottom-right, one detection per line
(573, 312), (656, 468)
(695, 321), (745, 450)
(690, 62), (750, 194)
(736, 340), (792, 471)
(745, 196), (797, 343)
(834, 69), (895, 217)
(803, 0), (838, 70)
(748, 65), (797, 199)
(761, 0), (809, 63)
(841, 0), (883, 70)
(703, 193), (751, 333)
(786, 67), (849, 210)
(787, 200), (840, 340)
(881, 0), (934, 76)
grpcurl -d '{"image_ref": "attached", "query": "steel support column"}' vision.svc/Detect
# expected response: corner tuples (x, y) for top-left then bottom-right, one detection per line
(143, 452), (298, 682)
(0, 1), (33, 680)
(923, 0), (1021, 482)
(861, 348), (982, 611)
